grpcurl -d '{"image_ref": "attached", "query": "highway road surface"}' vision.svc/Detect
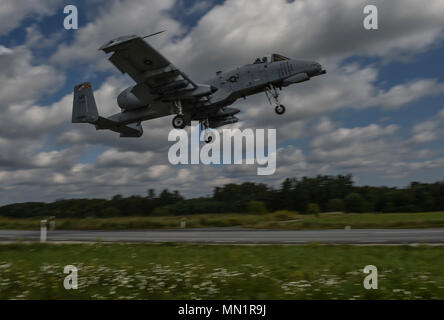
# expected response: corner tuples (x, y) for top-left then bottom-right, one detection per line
(0, 228), (444, 244)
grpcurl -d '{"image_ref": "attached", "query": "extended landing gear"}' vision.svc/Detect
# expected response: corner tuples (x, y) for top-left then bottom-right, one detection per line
(172, 100), (186, 129)
(201, 118), (214, 144)
(172, 115), (186, 129)
(265, 85), (286, 115)
(275, 104), (286, 115)
(204, 133), (213, 144)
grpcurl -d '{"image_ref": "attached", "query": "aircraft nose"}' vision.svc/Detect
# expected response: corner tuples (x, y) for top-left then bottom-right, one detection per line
(308, 61), (325, 76)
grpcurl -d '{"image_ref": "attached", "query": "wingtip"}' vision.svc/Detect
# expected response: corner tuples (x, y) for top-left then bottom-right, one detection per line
(141, 30), (167, 39)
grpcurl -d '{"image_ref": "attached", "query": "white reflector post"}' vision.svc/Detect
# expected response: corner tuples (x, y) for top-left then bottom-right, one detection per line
(180, 217), (187, 229)
(40, 220), (47, 242)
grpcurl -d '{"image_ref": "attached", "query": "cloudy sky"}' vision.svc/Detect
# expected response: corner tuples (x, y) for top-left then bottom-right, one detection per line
(0, 0), (443, 205)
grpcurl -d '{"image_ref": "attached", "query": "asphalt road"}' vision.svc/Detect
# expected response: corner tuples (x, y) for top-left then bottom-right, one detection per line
(1, 228), (444, 244)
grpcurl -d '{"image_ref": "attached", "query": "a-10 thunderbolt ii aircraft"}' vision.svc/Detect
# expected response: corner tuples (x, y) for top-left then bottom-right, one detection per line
(72, 32), (326, 143)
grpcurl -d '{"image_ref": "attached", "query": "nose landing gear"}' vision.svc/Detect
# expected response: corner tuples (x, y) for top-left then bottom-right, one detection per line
(275, 104), (286, 115)
(265, 85), (286, 115)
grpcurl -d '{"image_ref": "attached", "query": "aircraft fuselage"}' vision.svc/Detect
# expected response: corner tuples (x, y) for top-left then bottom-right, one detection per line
(206, 59), (326, 107)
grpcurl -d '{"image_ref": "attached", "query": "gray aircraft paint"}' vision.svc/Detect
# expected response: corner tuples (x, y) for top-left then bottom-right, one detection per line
(72, 35), (326, 138)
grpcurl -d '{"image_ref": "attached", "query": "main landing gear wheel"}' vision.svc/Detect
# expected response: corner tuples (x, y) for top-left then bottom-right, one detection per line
(275, 104), (286, 115)
(172, 115), (186, 129)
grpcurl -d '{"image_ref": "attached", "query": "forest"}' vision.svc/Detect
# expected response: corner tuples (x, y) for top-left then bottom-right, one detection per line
(1, 175), (443, 218)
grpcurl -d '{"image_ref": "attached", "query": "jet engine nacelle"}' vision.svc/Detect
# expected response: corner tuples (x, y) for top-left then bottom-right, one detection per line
(282, 73), (310, 87)
(117, 87), (146, 110)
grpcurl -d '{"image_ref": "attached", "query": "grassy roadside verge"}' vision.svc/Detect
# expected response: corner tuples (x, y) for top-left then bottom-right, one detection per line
(0, 211), (444, 230)
(0, 243), (443, 299)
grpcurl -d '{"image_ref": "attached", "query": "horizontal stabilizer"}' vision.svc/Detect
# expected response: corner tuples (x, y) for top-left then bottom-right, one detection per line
(95, 118), (143, 138)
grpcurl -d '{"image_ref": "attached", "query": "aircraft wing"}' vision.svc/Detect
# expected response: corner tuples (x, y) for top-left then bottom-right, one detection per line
(99, 35), (211, 103)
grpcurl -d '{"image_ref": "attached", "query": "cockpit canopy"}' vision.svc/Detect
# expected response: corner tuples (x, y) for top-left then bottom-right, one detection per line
(271, 53), (290, 62)
(253, 53), (290, 64)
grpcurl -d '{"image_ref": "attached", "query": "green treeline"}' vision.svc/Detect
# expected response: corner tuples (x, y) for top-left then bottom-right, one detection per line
(1, 175), (443, 218)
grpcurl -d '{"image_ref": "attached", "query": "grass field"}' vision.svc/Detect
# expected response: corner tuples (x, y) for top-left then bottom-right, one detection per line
(1, 211), (444, 230)
(0, 243), (443, 300)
